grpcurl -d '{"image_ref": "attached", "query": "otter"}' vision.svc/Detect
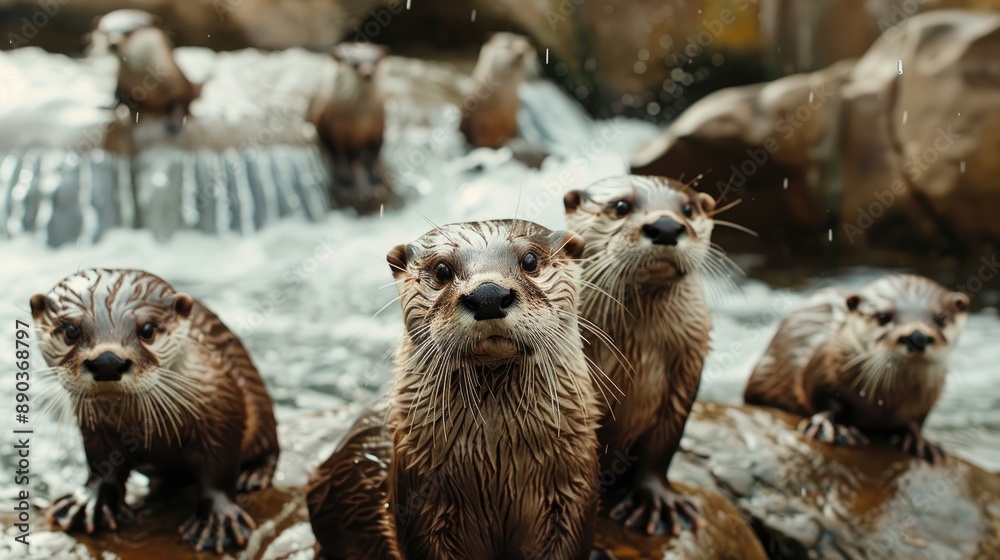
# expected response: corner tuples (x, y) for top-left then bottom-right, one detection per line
(308, 219), (601, 560)
(744, 274), (969, 463)
(460, 32), (535, 150)
(308, 42), (391, 214)
(564, 175), (727, 536)
(101, 13), (201, 134)
(31, 269), (279, 554)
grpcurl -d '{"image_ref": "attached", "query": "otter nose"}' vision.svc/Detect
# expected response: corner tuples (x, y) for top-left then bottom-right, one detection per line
(898, 332), (932, 353)
(642, 217), (686, 246)
(460, 282), (515, 321)
(83, 352), (133, 382)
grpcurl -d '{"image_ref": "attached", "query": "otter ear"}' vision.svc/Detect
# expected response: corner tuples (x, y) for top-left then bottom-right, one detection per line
(564, 190), (585, 213)
(696, 192), (716, 214)
(29, 294), (48, 319)
(387, 244), (410, 279)
(950, 292), (970, 313)
(549, 230), (586, 261)
(173, 293), (194, 318)
(846, 294), (861, 311)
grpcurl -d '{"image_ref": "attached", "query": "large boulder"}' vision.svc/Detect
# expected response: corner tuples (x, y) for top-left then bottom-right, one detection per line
(672, 402), (1000, 559)
(632, 10), (1000, 260)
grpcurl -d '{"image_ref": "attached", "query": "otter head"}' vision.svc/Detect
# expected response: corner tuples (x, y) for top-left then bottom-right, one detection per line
(565, 175), (716, 286)
(844, 275), (969, 367)
(477, 32), (536, 79)
(93, 9), (158, 54)
(30, 269), (194, 403)
(331, 42), (389, 82)
(387, 220), (584, 370)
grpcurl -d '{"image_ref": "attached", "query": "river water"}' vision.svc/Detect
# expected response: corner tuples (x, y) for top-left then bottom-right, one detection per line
(0, 48), (998, 558)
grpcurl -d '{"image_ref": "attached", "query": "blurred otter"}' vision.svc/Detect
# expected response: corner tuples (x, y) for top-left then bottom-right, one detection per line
(308, 219), (601, 559)
(31, 269), (279, 554)
(308, 42), (392, 214)
(94, 10), (201, 134)
(460, 33), (535, 151)
(745, 274), (969, 462)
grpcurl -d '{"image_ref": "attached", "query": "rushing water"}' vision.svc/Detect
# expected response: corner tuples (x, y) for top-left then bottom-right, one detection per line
(0, 47), (998, 558)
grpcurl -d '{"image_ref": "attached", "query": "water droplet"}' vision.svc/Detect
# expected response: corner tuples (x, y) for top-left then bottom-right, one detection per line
(809, 92), (814, 103)
(783, 177), (788, 189)
(902, 110), (908, 124)
(406, 0), (411, 9)
(878, 399), (884, 406)
(710, 54), (724, 66)
(545, 49), (549, 64)
(660, 35), (673, 49)
(638, 49), (650, 61)
(633, 61), (647, 74)
(470, 10), (476, 21)
(646, 102), (660, 116)
(960, 161), (966, 173)
(828, 229), (833, 242)
(380, 204), (384, 217)
(898, 60), (903, 74)
(860, 390), (866, 397)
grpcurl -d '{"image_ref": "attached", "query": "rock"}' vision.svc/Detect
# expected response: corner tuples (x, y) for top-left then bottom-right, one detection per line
(672, 401), (1000, 559)
(631, 10), (1000, 259)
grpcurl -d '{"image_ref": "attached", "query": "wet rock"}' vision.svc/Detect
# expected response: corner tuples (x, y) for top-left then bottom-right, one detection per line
(673, 401), (1000, 559)
(631, 10), (1000, 259)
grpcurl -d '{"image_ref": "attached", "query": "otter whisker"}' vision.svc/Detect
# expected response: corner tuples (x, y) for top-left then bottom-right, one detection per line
(712, 219), (759, 237)
(708, 198), (743, 217)
(348, 295), (402, 348)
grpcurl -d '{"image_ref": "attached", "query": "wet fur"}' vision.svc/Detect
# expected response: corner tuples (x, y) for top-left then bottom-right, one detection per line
(565, 175), (724, 535)
(31, 269), (278, 553)
(745, 274), (969, 460)
(308, 220), (600, 560)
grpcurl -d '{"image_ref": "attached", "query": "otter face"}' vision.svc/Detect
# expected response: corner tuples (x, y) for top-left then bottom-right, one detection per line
(844, 275), (969, 364)
(565, 175), (716, 285)
(94, 9), (157, 53)
(387, 220), (584, 368)
(331, 42), (389, 82)
(482, 32), (536, 71)
(30, 269), (194, 401)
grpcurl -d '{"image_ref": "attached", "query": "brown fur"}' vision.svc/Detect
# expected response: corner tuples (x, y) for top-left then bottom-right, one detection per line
(308, 220), (600, 560)
(31, 269), (278, 554)
(460, 33), (535, 149)
(308, 42), (390, 213)
(112, 24), (201, 134)
(565, 175), (723, 536)
(745, 274), (969, 462)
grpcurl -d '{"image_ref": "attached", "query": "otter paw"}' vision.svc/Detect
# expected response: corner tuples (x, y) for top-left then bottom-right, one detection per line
(799, 415), (869, 447)
(47, 486), (128, 533)
(891, 430), (945, 463)
(237, 455), (277, 494)
(180, 495), (255, 554)
(608, 480), (704, 537)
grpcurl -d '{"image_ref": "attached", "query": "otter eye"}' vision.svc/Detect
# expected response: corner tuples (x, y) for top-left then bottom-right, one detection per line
(434, 262), (453, 284)
(521, 252), (539, 273)
(934, 313), (948, 327)
(63, 324), (81, 344)
(683, 204), (694, 218)
(875, 311), (893, 326)
(139, 323), (156, 341)
(614, 200), (631, 218)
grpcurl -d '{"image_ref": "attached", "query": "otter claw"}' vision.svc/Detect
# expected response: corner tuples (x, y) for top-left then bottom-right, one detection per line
(608, 481), (704, 536)
(800, 414), (868, 447)
(237, 455), (278, 494)
(180, 496), (255, 554)
(47, 486), (127, 534)
(891, 429), (945, 463)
